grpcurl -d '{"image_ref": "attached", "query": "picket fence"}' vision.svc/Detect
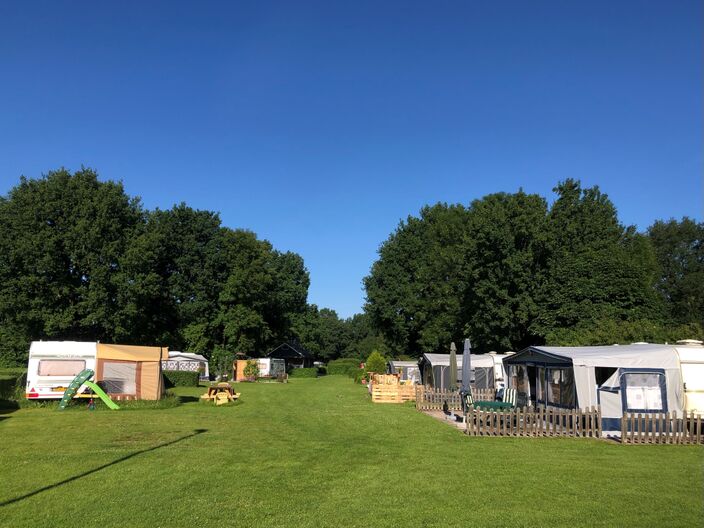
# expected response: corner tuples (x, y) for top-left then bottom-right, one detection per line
(621, 411), (703, 444)
(465, 406), (602, 438)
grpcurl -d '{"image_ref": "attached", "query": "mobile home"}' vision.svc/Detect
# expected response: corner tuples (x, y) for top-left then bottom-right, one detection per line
(26, 341), (168, 400)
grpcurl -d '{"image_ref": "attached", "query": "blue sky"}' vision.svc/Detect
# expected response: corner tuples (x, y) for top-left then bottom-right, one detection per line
(1, 1), (701, 318)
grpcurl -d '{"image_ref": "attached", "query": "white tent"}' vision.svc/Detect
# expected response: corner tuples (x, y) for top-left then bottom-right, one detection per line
(418, 353), (508, 391)
(387, 360), (420, 383)
(503, 343), (703, 434)
(162, 351), (210, 381)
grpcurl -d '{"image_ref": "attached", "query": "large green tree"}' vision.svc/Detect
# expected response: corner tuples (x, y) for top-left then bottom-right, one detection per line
(364, 204), (470, 356)
(648, 217), (704, 326)
(364, 180), (679, 355)
(0, 170), (312, 366)
(0, 169), (142, 364)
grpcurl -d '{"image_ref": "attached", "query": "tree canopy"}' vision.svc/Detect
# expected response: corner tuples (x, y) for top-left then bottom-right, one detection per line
(365, 180), (702, 355)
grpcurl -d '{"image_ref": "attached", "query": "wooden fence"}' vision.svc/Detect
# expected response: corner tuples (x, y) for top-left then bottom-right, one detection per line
(415, 387), (496, 411)
(621, 411), (703, 445)
(370, 383), (417, 403)
(465, 406), (602, 438)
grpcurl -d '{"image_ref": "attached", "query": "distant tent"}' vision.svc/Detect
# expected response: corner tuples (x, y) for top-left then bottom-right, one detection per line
(387, 360), (420, 383)
(162, 351), (210, 381)
(267, 342), (314, 370)
(418, 353), (508, 391)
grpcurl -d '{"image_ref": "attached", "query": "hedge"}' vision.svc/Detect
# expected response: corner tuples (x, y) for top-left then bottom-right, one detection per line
(163, 370), (200, 387)
(327, 358), (361, 376)
(289, 368), (318, 378)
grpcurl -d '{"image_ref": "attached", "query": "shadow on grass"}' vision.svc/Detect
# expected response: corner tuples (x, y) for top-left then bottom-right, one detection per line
(0, 428), (207, 508)
(178, 395), (200, 403)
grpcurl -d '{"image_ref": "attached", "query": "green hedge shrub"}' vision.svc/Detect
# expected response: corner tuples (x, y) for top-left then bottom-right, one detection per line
(327, 358), (361, 376)
(289, 367), (318, 378)
(163, 370), (200, 387)
(365, 350), (387, 375)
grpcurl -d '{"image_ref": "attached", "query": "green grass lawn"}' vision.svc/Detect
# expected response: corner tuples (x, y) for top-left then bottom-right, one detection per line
(0, 376), (701, 527)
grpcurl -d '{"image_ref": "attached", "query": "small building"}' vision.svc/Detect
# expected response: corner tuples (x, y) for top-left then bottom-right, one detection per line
(162, 351), (210, 381)
(387, 360), (421, 383)
(267, 342), (314, 371)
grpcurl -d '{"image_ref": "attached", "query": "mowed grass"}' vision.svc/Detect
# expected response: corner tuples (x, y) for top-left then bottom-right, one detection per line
(0, 377), (701, 528)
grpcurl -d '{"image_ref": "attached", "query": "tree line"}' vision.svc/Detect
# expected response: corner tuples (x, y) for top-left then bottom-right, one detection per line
(0, 170), (701, 366)
(0, 169), (378, 366)
(364, 180), (703, 355)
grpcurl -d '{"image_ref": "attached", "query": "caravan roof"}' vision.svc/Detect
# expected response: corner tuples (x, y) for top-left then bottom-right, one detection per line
(420, 353), (495, 368)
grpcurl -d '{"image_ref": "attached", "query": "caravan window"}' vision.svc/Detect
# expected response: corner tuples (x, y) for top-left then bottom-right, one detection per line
(623, 373), (664, 411)
(38, 360), (85, 377)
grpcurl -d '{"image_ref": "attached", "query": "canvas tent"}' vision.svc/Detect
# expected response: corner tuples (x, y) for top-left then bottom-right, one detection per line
(26, 341), (168, 400)
(502, 343), (702, 434)
(162, 351), (210, 381)
(418, 353), (507, 391)
(387, 360), (420, 383)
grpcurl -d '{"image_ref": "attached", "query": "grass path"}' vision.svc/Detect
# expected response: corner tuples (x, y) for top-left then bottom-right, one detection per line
(0, 376), (702, 527)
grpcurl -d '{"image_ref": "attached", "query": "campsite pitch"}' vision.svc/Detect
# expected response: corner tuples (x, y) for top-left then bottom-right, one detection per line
(0, 377), (701, 527)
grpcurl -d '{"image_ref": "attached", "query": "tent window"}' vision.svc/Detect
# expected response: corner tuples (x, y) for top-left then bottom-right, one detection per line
(595, 367), (618, 387)
(509, 365), (530, 399)
(474, 367), (494, 389)
(547, 368), (576, 408)
(624, 373), (664, 411)
(102, 361), (137, 394)
(38, 360), (85, 377)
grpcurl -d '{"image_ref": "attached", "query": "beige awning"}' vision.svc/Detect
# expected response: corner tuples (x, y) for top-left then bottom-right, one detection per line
(97, 343), (168, 362)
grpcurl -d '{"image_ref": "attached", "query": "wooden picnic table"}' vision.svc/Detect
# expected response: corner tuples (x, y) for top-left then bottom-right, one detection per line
(201, 383), (240, 403)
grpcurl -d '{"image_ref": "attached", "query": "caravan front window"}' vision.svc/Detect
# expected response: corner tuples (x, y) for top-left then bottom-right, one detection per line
(38, 360), (85, 377)
(624, 373), (664, 411)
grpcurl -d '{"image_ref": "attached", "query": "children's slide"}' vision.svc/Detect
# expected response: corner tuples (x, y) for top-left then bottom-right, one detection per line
(59, 369), (120, 410)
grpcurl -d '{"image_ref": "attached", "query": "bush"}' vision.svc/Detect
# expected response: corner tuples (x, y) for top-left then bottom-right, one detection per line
(352, 369), (362, 383)
(163, 370), (200, 387)
(365, 350), (387, 375)
(289, 367), (318, 378)
(327, 358), (361, 376)
(243, 360), (260, 380)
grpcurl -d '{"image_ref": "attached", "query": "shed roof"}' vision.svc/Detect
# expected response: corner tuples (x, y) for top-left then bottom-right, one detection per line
(267, 341), (312, 359)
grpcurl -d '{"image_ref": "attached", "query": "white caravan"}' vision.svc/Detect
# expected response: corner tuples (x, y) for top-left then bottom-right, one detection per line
(26, 341), (97, 399)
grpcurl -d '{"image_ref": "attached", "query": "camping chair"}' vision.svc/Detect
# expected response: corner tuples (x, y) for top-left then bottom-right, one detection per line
(503, 388), (518, 408)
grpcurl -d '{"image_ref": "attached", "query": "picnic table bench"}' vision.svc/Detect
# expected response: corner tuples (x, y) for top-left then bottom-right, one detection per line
(200, 383), (240, 405)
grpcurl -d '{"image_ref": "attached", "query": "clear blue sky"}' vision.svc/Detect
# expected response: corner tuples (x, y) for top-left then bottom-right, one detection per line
(1, 1), (701, 318)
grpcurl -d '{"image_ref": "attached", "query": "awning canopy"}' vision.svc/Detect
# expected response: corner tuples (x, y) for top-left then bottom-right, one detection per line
(97, 343), (168, 362)
(504, 344), (681, 369)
